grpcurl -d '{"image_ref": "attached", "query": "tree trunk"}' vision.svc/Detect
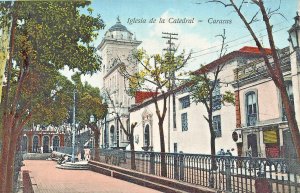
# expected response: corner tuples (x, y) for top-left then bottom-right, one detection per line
(0, 118), (11, 192)
(130, 135), (136, 170)
(94, 130), (100, 161)
(209, 120), (217, 171)
(158, 120), (167, 177)
(0, 131), (9, 192)
(280, 85), (300, 160)
(5, 131), (19, 193)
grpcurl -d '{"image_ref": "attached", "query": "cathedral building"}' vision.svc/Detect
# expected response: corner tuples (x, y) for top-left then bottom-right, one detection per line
(98, 17), (141, 149)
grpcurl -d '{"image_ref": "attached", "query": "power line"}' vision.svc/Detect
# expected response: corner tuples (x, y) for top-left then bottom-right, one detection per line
(162, 32), (179, 153)
(188, 21), (287, 55)
(162, 32), (178, 53)
(190, 26), (289, 60)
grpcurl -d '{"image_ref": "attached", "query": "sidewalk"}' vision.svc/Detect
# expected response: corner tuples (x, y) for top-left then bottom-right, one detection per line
(22, 160), (162, 193)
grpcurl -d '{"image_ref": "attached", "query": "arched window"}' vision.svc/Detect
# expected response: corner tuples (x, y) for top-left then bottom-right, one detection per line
(52, 136), (60, 151)
(246, 91), (257, 126)
(33, 136), (39, 153)
(110, 125), (115, 146)
(43, 136), (50, 153)
(144, 124), (150, 147)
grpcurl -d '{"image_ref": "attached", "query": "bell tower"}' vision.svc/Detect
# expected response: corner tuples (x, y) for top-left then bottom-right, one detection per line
(98, 17), (141, 148)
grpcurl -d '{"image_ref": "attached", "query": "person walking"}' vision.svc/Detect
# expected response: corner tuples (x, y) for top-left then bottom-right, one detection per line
(225, 150), (232, 156)
(84, 146), (90, 161)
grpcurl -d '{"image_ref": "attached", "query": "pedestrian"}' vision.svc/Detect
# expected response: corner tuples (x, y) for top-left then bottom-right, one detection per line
(225, 149), (232, 156)
(217, 149), (225, 155)
(40, 146), (43, 154)
(84, 146), (90, 161)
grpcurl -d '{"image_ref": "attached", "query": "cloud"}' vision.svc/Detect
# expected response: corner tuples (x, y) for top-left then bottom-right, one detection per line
(139, 10), (217, 71)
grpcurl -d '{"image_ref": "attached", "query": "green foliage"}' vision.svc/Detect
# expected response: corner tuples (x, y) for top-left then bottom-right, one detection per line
(189, 73), (235, 108)
(123, 48), (189, 96)
(222, 91), (235, 105)
(76, 80), (108, 129)
(1, 1), (104, 75)
(189, 74), (211, 104)
(0, 1), (105, 126)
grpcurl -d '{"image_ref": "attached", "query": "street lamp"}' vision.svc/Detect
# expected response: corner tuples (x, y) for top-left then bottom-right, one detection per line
(71, 89), (76, 163)
(288, 12), (300, 54)
(90, 114), (95, 123)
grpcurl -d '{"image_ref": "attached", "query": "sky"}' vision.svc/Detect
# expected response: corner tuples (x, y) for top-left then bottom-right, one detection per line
(62, 0), (299, 89)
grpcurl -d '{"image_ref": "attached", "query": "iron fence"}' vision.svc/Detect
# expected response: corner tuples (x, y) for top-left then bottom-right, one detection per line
(89, 149), (300, 193)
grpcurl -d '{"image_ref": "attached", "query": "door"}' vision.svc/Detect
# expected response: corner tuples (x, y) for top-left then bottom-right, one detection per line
(247, 134), (258, 157)
(43, 136), (50, 153)
(33, 136), (39, 153)
(283, 130), (297, 159)
(22, 136), (28, 152)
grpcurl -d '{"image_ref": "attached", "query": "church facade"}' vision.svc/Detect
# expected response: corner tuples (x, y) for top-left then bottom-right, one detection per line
(98, 18), (141, 149)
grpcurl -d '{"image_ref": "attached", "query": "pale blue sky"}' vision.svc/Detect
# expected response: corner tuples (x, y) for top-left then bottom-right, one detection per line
(73, 0), (299, 88)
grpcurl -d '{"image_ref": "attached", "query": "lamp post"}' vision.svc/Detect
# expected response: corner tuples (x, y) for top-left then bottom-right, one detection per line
(288, 12), (300, 55)
(71, 89), (76, 163)
(90, 114), (95, 123)
(288, 12), (300, 160)
(90, 114), (95, 148)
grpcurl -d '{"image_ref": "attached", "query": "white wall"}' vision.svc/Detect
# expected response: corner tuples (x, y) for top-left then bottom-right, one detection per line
(130, 59), (240, 155)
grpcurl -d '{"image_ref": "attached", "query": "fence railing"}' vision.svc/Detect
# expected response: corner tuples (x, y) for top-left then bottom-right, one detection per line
(56, 146), (73, 155)
(57, 147), (300, 193)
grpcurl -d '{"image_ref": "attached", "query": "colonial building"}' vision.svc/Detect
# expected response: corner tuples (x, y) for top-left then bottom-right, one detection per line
(98, 17), (142, 149)
(22, 126), (65, 153)
(232, 45), (298, 159)
(129, 46), (265, 155)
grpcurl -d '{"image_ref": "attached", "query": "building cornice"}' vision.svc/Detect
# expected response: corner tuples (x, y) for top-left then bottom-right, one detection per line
(232, 48), (291, 88)
(98, 38), (142, 50)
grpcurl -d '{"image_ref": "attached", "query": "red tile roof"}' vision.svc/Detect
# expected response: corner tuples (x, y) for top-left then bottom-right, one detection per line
(194, 46), (271, 74)
(135, 91), (159, 104)
(239, 46), (272, 54)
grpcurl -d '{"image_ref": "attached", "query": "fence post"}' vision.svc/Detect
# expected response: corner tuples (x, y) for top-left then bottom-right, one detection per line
(174, 153), (179, 180)
(225, 157), (232, 192)
(179, 151), (184, 181)
(150, 152), (155, 175)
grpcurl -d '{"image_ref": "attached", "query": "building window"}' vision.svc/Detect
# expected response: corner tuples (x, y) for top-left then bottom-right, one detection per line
(126, 119), (130, 141)
(212, 81), (221, 111)
(213, 115), (222, 138)
(144, 124), (150, 147)
(179, 95), (190, 109)
(110, 126), (115, 146)
(282, 81), (294, 121)
(181, 113), (188, 131)
(246, 91), (257, 126)
(174, 143), (178, 153)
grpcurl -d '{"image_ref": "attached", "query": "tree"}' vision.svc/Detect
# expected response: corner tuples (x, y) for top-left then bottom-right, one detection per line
(0, 1), (104, 192)
(74, 73), (107, 162)
(0, 3), (10, 103)
(103, 89), (138, 169)
(188, 30), (235, 183)
(121, 48), (191, 176)
(208, 0), (300, 162)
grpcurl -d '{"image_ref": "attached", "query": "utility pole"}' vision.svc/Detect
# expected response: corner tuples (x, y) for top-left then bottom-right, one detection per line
(162, 32), (178, 153)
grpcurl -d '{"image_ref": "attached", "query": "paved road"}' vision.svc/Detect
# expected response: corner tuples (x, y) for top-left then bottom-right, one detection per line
(22, 160), (162, 193)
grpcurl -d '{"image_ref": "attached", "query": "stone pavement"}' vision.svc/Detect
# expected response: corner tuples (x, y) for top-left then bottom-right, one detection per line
(22, 160), (162, 193)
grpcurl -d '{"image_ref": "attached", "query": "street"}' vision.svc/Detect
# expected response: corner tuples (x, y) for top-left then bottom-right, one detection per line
(22, 160), (162, 193)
